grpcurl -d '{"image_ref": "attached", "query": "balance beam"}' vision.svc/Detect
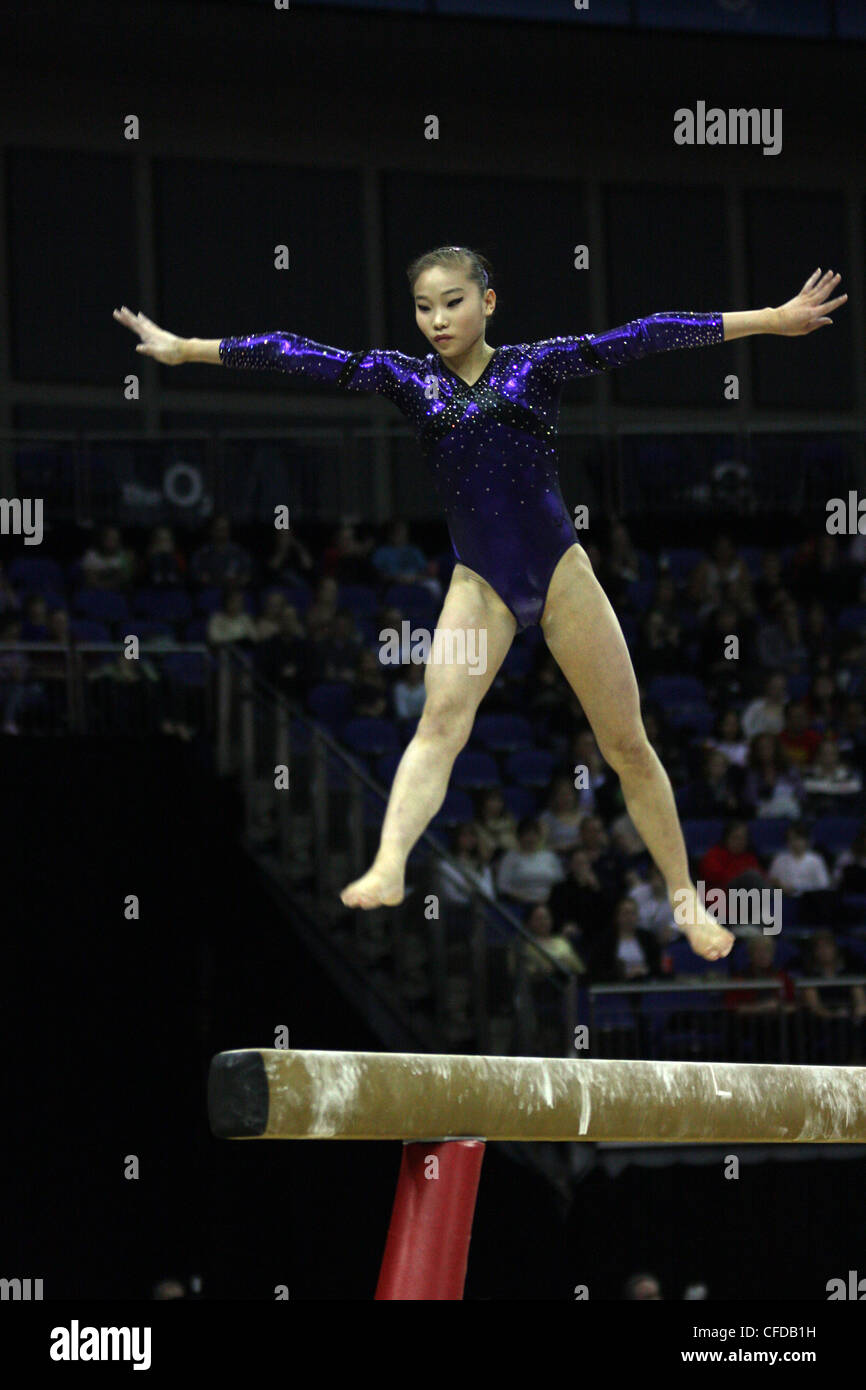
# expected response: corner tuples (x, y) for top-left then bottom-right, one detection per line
(208, 1049), (866, 1144)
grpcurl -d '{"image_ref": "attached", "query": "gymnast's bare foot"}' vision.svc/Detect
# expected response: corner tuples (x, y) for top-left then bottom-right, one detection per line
(670, 884), (736, 961)
(340, 854), (405, 909)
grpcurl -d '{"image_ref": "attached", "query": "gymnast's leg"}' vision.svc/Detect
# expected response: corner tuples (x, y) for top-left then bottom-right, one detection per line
(540, 544), (735, 961)
(340, 564), (517, 909)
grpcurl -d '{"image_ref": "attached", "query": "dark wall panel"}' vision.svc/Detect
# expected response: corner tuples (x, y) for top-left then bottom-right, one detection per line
(9, 149), (136, 385)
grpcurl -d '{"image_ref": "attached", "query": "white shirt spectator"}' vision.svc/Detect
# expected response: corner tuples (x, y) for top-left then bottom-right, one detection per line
(768, 848), (831, 894)
(496, 848), (565, 903)
(207, 611), (258, 645)
(742, 697), (785, 739)
(435, 858), (495, 906)
(629, 880), (681, 937)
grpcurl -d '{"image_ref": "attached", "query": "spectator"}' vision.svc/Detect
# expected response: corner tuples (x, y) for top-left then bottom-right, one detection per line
(255, 604), (309, 697)
(352, 649), (389, 718)
(699, 820), (767, 893)
(190, 515), (253, 588)
(0, 563), (21, 616)
(623, 1272), (663, 1300)
(688, 534), (751, 618)
(753, 549), (785, 609)
(697, 601), (755, 682)
(496, 817), (566, 906)
(754, 590), (808, 673)
(629, 865), (679, 944)
(523, 902), (585, 978)
(320, 521), (376, 584)
(682, 747), (747, 818)
(80, 524), (136, 590)
(207, 590), (257, 647)
(768, 824), (831, 897)
(705, 708), (749, 768)
(833, 824), (866, 893)
(639, 589), (683, 676)
(86, 650), (163, 733)
(577, 814), (625, 902)
(145, 526), (186, 586)
(392, 661), (426, 722)
(254, 590), (290, 643)
(801, 736), (863, 805)
(20, 593), (50, 640)
(265, 528), (314, 583)
(791, 532), (857, 607)
(328, 609), (363, 681)
(600, 519), (640, 608)
(569, 727), (613, 816)
(538, 773), (586, 855)
(742, 671), (788, 739)
(801, 597), (838, 667)
(778, 700), (822, 768)
(473, 788), (519, 859)
(0, 613), (40, 734)
(548, 846), (614, 946)
(590, 896), (662, 982)
(371, 519), (428, 583)
(804, 672), (842, 733)
(742, 732), (803, 820)
(434, 822), (496, 907)
(724, 934), (795, 1016)
(307, 576), (340, 627)
(800, 932), (866, 1031)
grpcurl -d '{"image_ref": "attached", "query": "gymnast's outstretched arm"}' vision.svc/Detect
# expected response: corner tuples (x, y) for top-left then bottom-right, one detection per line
(531, 268), (846, 384)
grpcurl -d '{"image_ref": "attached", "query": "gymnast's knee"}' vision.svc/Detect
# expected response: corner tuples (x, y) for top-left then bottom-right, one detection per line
(597, 728), (656, 775)
(417, 701), (474, 750)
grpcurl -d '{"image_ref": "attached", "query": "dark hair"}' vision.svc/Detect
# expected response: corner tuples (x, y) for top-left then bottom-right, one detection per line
(407, 245), (494, 305)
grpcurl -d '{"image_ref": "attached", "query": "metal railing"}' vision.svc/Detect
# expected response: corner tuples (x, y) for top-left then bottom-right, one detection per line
(0, 641), (213, 736)
(7, 425), (864, 526)
(587, 977), (866, 1064)
(215, 646), (580, 1056)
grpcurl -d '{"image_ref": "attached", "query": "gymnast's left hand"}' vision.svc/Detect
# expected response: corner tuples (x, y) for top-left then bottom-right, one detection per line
(773, 268), (847, 336)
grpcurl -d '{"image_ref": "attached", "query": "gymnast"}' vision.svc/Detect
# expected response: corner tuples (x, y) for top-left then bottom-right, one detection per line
(113, 252), (846, 960)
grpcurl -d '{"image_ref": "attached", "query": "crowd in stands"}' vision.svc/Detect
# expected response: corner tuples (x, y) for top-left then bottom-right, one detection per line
(2, 514), (865, 1043)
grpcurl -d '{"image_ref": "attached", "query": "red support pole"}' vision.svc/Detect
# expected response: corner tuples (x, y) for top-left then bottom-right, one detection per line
(375, 1139), (486, 1300)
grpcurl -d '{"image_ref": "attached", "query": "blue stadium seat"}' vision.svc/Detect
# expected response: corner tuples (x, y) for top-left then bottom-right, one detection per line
(473, 713), (534, 752)
(748, 818), (792, 855)
(666, 702), (714, 734)
(69, 619), (110, 641)
(663, 547), (702, 581)
(667, 937), (730, 976)
(307, 682), (353, 728)
(72, 589), (131, 623)
(338, 583), (379, 619)
(812, 816), (861, 852)
(501, 785), (538, 820)
(195, 587), (224, 614)
(452, 749), (501, 790)
(681, 818), (724, 856)
(162, 653), (210, 686)
(7, 556), (65, 592)
(431, 787), (475, 830)
(341, 716), (401, 757)
(504, 748), (557, 788)
(836, 606), (866, 632)
(647, 675), (708, 704)
(133, 589), (193, 622)
(183, 619), (209, 642)
(626, 579), (656, 612)
(128, 620), (175, 642)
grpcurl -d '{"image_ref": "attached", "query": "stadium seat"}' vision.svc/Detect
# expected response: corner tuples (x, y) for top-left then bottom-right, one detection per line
(473, 713), (534, 752)
(812, 816), (861, 852)
(748, 818), (792, 855)
(452, 749), (501, 790)
(341, 716), (401, 757)
(72, 589), (131, 623)
(7, 556), (65, 592)
(307, 682), (353, 728)
(681, 818), (725, 856)
(132, 589), (193, 623)
(504, 747), (558, 788)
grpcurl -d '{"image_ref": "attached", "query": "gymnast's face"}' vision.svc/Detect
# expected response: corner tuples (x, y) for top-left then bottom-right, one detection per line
(413, 265), (494, 358)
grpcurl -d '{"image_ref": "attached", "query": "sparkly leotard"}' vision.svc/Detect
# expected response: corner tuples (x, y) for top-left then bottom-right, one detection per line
(219, 312), (723, 629)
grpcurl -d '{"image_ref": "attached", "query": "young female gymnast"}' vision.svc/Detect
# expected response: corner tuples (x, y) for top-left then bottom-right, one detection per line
(114, 252), (846, 960)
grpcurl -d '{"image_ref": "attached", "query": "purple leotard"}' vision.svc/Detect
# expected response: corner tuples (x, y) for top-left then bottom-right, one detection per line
(219, 312), (724, 629)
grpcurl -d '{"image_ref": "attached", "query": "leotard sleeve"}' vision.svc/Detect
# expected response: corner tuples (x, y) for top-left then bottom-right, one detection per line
(218, 330), (425, 413)
(529, 311), (725, 385)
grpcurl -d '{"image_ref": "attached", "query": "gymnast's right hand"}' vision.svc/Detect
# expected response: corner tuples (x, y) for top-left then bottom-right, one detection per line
(112, 306), (186, 364)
